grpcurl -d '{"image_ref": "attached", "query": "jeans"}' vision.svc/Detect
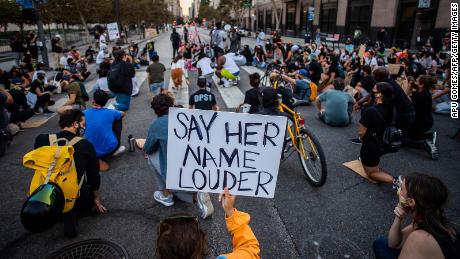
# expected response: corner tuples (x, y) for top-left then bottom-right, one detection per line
(147, 152), (194, 204)
(149, 82), (164, 95)
(113, 93), (131, 111)
(373, 236), (401, 259)
(13, 52), (23, 65)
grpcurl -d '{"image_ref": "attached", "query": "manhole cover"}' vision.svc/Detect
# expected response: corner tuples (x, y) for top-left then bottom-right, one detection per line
(303, 234), (368, 259)
(47, 239), (129, 259)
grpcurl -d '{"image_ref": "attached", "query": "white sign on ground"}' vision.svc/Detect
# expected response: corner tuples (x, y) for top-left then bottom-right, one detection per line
(166, 108), (287, 198)
(107, 22), (120, 40)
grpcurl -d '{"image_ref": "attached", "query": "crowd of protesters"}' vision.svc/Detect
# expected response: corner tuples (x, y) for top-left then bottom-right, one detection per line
(2, 23), (458, 259)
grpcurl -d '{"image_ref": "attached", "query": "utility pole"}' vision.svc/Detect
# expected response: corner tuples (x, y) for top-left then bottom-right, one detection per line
(32, 0), (50, 70)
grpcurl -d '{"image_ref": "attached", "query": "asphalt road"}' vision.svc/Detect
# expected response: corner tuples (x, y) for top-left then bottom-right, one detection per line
(0, 30), (459, 259)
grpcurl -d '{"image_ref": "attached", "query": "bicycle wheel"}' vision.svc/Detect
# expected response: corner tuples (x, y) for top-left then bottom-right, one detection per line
(297, 127), (327, 187)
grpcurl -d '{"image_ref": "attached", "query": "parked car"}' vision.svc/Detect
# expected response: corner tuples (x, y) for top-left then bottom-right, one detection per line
(239, 28), (251, 37)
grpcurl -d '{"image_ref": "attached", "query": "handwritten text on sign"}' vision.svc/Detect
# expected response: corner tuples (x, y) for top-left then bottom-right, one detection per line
(166, 108), (287, 198)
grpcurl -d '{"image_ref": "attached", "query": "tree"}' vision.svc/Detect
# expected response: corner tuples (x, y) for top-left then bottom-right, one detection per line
(198, 0), (213, 21)
(270, 0), (282, 31)
(0, 0), (34, 32)
(218, 0), (245, 25)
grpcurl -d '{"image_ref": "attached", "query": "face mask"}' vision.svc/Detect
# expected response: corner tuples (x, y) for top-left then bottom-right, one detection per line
(77, 123), (86, 137)
(397, 187), (412, 208)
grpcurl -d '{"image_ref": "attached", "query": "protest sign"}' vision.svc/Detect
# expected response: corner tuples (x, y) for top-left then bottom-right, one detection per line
(166, 108), (287, 198)
(107, 22), (120, 40)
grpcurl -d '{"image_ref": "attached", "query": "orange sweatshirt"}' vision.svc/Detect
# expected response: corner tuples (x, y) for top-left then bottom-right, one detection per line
(218, 209), (260, 259)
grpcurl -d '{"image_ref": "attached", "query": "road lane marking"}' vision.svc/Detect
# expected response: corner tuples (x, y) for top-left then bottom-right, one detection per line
(211, 75), (244, 109)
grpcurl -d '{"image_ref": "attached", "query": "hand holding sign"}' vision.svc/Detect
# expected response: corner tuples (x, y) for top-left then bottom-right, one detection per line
(166, 108), (287, 198)
(219, 187), (236, 217)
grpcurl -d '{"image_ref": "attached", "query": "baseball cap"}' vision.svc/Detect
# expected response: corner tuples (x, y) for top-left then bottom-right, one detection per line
(298, 69), (308, 77)
(291, 45), (299, 52)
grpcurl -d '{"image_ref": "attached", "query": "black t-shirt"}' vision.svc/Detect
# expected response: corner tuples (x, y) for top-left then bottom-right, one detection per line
(359, 75), (376, 93)
(384, 78), (414, 115)
(34, 131), (100, 192)
(51, 38), (62, 53)
(329, 64), (339, 77)
(0, 93), (8, 129)
(411, 89), (433, 131)
(308, 61), (322, 84)
(30, 79), (45, 95)
(189, 89), (216, 110)
(360, 104), (391, 144)
(244, 87), (262, 114)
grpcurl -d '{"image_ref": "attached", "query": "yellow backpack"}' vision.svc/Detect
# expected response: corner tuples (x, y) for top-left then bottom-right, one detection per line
(23, 135), (84, 213)
(309, 82), (318, 102)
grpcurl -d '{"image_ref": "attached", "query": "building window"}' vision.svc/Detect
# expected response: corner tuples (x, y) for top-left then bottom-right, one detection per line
(286, 3), (296, 31)
(266, 10), (272, 29)
(258, 10), (264, 29)
(346, 0), (373, 37)
(320, 0), (337, 33)
(299, 5), (307, 32)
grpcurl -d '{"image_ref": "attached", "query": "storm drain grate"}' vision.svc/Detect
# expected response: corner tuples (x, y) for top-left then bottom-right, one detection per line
(47, 239), (129, 259)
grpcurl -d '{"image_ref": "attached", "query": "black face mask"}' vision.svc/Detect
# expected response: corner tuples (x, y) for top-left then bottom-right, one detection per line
(76, 124), (85, 137)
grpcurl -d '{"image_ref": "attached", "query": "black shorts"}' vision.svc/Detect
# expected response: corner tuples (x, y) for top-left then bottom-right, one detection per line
(360, 141), (382, 167)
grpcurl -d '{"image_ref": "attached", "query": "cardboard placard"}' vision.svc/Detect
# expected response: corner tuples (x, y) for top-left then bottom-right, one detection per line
(388, 64), (402, 75)
(166, 108), (287, 198)
(107, 22), (120, 40)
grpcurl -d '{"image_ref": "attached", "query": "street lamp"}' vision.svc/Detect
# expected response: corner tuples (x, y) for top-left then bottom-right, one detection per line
(32, 0), (50, 70)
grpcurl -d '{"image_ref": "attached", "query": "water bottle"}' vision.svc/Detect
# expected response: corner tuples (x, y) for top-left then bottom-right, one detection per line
(128, 134), (135, 152)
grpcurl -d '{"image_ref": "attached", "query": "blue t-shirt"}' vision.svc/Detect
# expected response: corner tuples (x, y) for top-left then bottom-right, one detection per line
(84, 108), (122, 157)
(318, 90), (354, 126)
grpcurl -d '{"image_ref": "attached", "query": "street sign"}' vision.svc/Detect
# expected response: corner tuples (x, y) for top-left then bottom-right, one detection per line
(308, 7), (315, 21)
(107, 22), (120, 40)
(166, 108), (287, 198)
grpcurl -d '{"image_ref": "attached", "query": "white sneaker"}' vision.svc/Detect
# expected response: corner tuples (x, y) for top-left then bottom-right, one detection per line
(154, 191), (174, 207)
(112, 146), (126, 157)
(196, 192), (214, 219)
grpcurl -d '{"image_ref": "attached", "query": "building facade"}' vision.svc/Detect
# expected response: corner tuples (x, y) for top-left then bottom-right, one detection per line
(253, 0), (453, 49)
(168, 0), (183, 17)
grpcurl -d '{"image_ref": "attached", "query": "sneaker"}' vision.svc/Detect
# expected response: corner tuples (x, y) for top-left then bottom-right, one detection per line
(43, 109), (54, 114)
(154, 191), (174, 207)
(351, 138), (362, 145)
(392, 175), (403, 190)
(425, 139), (439, 160)
(232, 79), (238, 86)
(196, 192), (214, 219)
(112, 146), (126, 157)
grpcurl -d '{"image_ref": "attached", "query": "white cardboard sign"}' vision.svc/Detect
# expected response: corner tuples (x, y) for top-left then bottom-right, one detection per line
(166, 108), (287, 198)
(107, 22), (120, 40)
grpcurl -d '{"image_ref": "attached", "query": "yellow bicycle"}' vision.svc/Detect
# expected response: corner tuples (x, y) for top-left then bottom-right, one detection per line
(264, 68), (327, 187)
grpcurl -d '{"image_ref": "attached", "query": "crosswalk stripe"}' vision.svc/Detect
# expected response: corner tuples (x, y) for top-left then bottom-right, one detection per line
(211, 75), (244, 109)
(240, 66), (271, 87)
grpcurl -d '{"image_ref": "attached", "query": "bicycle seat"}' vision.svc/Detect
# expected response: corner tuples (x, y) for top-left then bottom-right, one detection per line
(292, 99), (311, 108)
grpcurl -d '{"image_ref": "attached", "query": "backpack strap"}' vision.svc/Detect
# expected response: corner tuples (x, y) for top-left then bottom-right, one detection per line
(48, 134), (57, 146)
(68, 136), (82, 146)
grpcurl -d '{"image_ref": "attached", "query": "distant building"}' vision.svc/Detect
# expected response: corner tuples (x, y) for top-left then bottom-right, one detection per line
(168, 0), (183, 17)
(253, 0), (453, 50)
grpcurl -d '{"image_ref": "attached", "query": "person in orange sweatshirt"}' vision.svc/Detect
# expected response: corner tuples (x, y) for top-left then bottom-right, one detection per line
(156, 187), (260, 259)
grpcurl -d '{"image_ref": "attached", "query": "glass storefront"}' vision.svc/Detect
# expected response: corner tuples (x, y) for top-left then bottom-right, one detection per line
(320, 0), (337, 34)
(346, 0), (373, 37)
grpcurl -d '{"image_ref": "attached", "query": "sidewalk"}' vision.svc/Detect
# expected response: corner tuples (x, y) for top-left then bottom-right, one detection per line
(16, 34), (157, 129)
(0, 33), (151, 71)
